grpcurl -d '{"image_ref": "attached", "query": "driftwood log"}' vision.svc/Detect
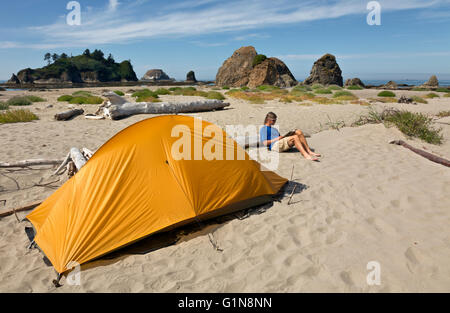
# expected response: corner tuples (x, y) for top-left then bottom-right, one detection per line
(390, 140), (450, 167)
(54, 109), (84, 121)
(0, 200), (42, 218)
(0, 159), (64, 168)
(100, 92), (230, 120)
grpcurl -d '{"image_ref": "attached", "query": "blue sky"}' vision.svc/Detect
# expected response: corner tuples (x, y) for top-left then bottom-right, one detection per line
(1, 0), (450, 81)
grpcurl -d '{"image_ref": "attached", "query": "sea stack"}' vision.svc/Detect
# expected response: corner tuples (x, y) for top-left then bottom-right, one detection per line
(186, 71), (197, 82)
(421, 75), (439, 88)
(303, 54), (343, 87)
(216, 46), (296, 88)
(345, 78), (365, 88)
(141, 69), (171, 81)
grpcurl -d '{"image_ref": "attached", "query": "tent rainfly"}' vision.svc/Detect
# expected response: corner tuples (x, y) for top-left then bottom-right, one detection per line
(27, 115), (288, 274)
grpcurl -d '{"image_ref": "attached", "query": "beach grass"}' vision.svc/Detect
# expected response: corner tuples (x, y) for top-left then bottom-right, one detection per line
(0, 101), (9, 110)
(412, 96), (428, 104)
(293, 85), (313, 92)
(328, 85), (343, 90)
(7, 96), (32, 106)
(332, 91), (358, 100)
(378, 91), (396, 97)
(154, 88), (171, 95)
(206, 91), (226, 100)
(114, 90), (125, 96)
(424, 92), (440, 99)
(72, 91), (93, 97)
(314, 88), (333, 94)
(435, 88), (450, 93)
(354, 108), (442, 144)
(57, 95), (74, 102)
(69, 96), (104, 105)
(347, 85), (364, 90)
(436, 111), (450, 118)
(0, 109), (39, 124)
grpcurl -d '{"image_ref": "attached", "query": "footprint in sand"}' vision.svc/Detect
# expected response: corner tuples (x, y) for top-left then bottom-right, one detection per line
(340, 271), (355, 287)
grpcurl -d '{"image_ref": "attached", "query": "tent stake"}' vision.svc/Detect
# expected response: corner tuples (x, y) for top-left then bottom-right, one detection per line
(287, 185), (297, 205)
(52, 273), (62, 288)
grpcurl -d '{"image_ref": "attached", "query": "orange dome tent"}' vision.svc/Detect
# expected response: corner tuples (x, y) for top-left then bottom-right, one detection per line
(27, 115), (287, 274)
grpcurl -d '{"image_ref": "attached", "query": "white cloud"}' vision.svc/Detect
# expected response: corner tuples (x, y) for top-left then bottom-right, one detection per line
(108, 0), (120, 11)
(277, 51), (450, 61)
(1, 0), (447, 49)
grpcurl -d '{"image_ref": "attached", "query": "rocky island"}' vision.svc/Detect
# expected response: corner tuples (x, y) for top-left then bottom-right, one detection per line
(7, 49), (138, 86)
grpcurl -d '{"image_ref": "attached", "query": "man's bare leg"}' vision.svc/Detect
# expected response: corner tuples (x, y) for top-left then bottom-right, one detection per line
(295, 130), (321, 157)
(288, 136), (319, 161)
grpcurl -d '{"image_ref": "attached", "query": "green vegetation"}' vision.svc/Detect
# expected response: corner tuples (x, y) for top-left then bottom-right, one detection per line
(25, 95), (46, 102)
(57, 95), (74, 102)
(0, 109), (39, 124)
(72, 90), (92, 97)
(435, 88), (450, 93)
(332, 91), (358, 100)
(347, 85), (363, 90)
(69, 96), (103, 105)
(206, 91), (225, 100)
(253, 54), (267, 67)
(437, 111), (450, 118)
(424, 92), (439, 99)
(328, 85), (342, 90)
(311, 84), (324, 90)
(222, 86), (230, 90)
(241, 86), (250, 91)
(292, 85), (313, 92)
(314, 88), (332, 94)
(445, 93), (450, 97)
(154, 88), (171, 95)
(114, 90), (125, 96)
(378, 91), (396, 97)
(57, 91), (103, 104)
(256, 85), (280, 91)
(411, 87), (429, 91)
(0, 101), (9, 110)
(16, 49), (138, 83)
(411, 96), (428, 104)
(353, 108), (443, 145)
(7, 96), (32, 106)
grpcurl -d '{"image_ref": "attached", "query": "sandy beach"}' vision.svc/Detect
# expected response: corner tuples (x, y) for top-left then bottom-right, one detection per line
(1, 86), (450, 292)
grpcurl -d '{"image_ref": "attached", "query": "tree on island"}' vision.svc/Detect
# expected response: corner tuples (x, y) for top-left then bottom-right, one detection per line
(44, 53), (51, 65)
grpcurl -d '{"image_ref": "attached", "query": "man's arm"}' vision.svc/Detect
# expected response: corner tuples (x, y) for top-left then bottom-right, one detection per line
(262, 135), (284, 147)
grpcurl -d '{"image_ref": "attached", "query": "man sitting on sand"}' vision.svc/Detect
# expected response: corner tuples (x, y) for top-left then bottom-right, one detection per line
(260, 112), (321, 161)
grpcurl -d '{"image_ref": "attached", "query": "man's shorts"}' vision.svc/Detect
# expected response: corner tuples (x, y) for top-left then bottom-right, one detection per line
(272, 137), (292, 152)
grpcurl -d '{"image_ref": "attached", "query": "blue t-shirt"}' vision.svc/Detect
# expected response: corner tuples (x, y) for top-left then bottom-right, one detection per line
(260, 126), (280, 150)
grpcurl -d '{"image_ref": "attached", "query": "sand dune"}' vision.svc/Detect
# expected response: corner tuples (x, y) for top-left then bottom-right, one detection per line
(1, 87), (449, 292)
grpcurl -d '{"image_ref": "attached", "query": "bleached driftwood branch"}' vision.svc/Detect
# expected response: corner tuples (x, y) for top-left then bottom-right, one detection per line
(99, 92), (230, 120)
(0, 159), (64, 168)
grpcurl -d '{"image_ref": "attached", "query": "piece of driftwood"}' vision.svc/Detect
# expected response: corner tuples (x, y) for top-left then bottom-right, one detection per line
(0, 159), (64, 168)
(82, 148), (94, 160)
(70, 148), (87, 171)
(390, 140), (450, 167)
(100, 92), (230, 120)
(85, 114), (105, 120)
(104, 100), (230, 120)
(53, 152), (71, 175)
(52, 147), (92, 177)
(54, 109), (84, 121)
(0, 201), (42, 218)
